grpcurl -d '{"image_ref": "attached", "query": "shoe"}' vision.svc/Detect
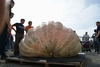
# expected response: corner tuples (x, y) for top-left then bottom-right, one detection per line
(1, 55), (7, 60)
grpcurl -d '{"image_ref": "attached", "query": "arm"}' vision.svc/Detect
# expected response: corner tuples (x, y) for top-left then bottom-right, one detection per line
(82, 35), (84, 41)
(96, 31), (100, 38)
(5, 9), (10, 30)
(25, 26), (27, 32)
(25, 26), (28, 33)
(12, 24), (16, 32)
(88, 35), (90, 41)
(0, 0), (5, 34)
(92, 33), (95, 38)
(12, 27), (16, 32)
(96, 27), (100, 38)
(32, 26), (34, 28)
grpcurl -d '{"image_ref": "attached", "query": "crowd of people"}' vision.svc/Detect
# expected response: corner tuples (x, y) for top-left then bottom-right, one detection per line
(12, 19), (34, 56)
(81, 21), (100, 54)
(0, 0), (34, 60)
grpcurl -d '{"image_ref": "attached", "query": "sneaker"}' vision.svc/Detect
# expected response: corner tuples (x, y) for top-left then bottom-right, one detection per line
(1, 55), (7, 60)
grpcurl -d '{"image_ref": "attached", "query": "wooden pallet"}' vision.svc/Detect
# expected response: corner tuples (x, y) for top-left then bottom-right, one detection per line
(5, 53), (85, 67)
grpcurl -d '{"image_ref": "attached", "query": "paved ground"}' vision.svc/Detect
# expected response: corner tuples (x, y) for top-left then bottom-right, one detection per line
(0, 50), (100, 67)
(83, 52), (100, 67)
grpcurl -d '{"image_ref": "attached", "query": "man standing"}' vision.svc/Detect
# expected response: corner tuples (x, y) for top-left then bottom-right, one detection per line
(12, 19), (25, 56)
(82, 32), (90, 52)
(92, 29), (99, 53)
(96, 21), (100, 54)
(82, 32), (90, 42)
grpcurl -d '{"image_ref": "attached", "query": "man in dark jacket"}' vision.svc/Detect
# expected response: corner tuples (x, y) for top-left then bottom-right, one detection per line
(96, 21), (100, 54)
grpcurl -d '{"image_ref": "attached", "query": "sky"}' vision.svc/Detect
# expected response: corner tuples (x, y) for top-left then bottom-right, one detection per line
(11, 0), (100, 37)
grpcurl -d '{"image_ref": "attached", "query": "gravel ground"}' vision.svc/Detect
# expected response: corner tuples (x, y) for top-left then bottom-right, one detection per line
(0, 50), (100, 67)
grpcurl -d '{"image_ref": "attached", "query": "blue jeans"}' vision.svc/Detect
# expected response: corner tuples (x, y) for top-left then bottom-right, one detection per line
(6, 34), (14, 50)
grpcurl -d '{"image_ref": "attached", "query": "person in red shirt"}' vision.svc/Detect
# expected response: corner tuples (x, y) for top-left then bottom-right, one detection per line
(6, 12), (15, 52)
(25, 21), (34, 33)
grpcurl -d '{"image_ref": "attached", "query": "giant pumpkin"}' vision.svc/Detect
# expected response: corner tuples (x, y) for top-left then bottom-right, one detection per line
(19, 21), (81, 57)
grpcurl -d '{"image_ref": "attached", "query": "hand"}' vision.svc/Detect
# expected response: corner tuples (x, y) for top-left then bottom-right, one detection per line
(95, 36), (98, 38)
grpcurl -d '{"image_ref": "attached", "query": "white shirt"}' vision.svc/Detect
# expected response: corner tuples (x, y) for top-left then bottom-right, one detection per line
(82, 35), (90, 42)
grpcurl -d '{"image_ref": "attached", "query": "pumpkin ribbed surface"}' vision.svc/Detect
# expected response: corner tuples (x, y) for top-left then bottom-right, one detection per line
(19, 21), (81, 57)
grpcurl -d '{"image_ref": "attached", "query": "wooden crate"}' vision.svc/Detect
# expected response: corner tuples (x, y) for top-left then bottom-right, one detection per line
(5, 53), (85, 67)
